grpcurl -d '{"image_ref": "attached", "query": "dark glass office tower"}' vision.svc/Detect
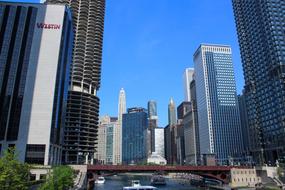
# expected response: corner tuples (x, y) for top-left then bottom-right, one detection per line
(233, 0), (285, 165)
(46, 0), (106, 163)
(122, 108), (148, 164)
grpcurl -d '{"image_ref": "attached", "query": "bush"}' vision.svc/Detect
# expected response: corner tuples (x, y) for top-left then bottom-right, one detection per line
(39, 165), (75, 190)
(0, 148), (30, 190)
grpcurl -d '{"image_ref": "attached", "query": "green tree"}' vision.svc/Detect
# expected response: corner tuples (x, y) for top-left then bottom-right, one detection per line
(39, 165), (74, 190)
(0, 148), (30, 190)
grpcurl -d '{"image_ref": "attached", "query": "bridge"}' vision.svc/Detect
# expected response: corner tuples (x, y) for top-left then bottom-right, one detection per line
(87, 165), (246, 184)
(87, 165), (236, 173)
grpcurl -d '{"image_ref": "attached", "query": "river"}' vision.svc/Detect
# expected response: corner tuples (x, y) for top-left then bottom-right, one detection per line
(93, 173), (208, 190)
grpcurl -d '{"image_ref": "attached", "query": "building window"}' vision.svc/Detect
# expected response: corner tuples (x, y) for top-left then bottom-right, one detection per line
(25, 144), (45, 165)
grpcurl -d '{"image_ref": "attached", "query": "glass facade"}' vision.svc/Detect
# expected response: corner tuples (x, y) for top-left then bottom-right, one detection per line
(122, 107), (148, 164)
(233, 0), (285, 165)
(148, 100), (157, 118)
(0, 5), (37, 141)
(168, 98), (177, 126)
(194, 44), (243, 165)
(106, 123), (114, 164)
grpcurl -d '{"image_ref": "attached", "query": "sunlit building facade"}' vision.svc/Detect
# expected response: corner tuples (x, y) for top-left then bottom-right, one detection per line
(0, 3), (73, 165)
(194, 44), (243, 164)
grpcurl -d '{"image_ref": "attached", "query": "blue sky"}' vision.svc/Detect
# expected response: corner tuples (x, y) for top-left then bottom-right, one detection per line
(100, 0), (244, 127)
(2, 0), (244, 127)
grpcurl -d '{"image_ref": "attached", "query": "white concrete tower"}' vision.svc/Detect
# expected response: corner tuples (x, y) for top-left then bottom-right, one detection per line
(118, 88), (126, 125)
(114, 88), (126, 164)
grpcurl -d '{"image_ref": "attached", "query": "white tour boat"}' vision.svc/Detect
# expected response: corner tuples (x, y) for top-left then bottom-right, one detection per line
(94, 176), (105, 184)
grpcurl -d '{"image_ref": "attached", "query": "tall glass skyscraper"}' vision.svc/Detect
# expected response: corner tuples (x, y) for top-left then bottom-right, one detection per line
(147, 100), (157, 154)
(232, 0), (285, 165)
(122, 107), (148, 164)
(46, 0), (106, 164)
(148, 100), (157, 119)
(194, 44), (243, 164)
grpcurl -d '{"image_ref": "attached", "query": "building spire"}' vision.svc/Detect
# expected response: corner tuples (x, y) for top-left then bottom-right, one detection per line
(118, 88), (126, 125)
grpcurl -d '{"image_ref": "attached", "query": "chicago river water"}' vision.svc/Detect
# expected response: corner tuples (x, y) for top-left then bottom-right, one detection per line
(93, 174), (207, 190)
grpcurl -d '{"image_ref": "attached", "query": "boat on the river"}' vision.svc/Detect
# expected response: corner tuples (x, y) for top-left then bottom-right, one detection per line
(123, 180), (157, 190)
(94, 176), (105, 184)
(131, 180), (141, 187)
(150, 175), (166, 185)
(123, 185), (157, 190)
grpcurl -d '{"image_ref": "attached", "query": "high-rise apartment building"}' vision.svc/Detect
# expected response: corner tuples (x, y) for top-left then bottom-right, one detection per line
(0, 3), (73, 165)
(122, 107), (148, 164)
(183, 68), (194, 102)
(232, 0), (285, 165)
(194, 44), (243, 164)
(46, 0), (106, 164)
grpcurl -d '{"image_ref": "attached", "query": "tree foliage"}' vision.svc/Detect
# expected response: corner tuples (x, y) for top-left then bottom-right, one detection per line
(39, 165), (74, 190)
(0, 148), (30, 190)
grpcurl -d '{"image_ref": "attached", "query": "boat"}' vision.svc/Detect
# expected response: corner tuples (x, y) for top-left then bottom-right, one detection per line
(131, 180), (141, 187)
(123, 180), (157, 190)
(150, 175), (166, 185)
(94, 176), (105, 184)
(123, 186), (157, 190)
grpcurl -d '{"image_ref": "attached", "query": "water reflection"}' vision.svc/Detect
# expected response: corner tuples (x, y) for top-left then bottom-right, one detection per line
(93, 173), (205, 190)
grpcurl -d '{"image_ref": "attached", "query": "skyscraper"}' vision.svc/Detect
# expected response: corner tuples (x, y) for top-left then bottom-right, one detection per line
(154, 127), (165, 159)
(95, 116), (118, 165)
(177, 101), (191, 120)
(118, 88), (126, 126)
(194, 44), (243, 165)
(182, 76), (200, 165)
(46, 0), (106, 164)
(183, 68), (194, 102)
(148, 100), (157, 119)
(0, 3), (73, 165)
(232, 0), (285, 165)
(147, 100), (158, 154)
(114, 88), (126, 164)
(168, 98), (177, 126)
(94, 116), (108, 164)
(122, 107), (148, 164)
(238, 93), (250, 155)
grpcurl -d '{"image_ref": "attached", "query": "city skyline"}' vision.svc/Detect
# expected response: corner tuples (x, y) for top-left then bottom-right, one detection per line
(1, 0), (245, 128)
(0, 0), (285, 189)
(100, 0), (244, 128)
